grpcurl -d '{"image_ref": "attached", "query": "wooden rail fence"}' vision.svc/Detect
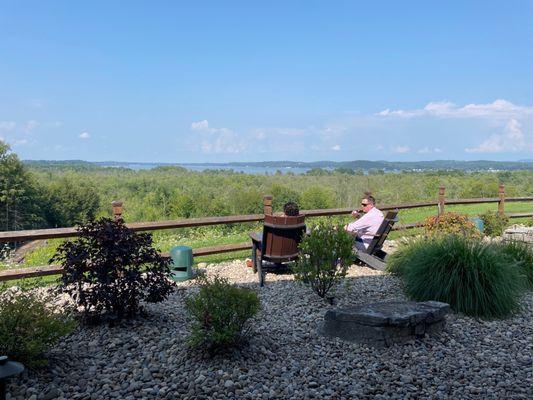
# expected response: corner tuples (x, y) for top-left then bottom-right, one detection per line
(0, 184), (532, 282)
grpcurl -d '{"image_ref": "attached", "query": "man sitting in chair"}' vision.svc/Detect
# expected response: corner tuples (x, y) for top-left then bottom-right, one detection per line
(282, 201), (300, 216)
(344, 195), (384, 250)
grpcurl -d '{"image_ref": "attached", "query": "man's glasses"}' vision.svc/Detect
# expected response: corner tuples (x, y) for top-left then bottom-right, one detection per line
(361, 203), (370, 206)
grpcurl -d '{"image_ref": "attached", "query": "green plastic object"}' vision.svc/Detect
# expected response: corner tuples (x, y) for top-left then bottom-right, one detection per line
(170, 245), (194, 281)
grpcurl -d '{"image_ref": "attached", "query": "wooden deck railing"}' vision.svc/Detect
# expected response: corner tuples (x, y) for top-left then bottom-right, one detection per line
(0, 185), (532, 282)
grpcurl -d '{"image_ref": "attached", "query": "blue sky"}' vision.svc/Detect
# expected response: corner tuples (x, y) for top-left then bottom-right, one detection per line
(1, 1), (532, 162)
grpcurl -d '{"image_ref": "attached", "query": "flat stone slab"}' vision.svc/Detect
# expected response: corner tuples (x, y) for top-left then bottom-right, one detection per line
(503, 226), (533, 243)
(320, 301), (450, 347)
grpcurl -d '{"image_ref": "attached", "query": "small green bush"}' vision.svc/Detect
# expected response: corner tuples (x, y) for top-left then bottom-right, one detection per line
(0, 282), (76, 367)
(387, 235), (524, 318)
(425, 212), (480, 238)
(479, 211), (509, 237)
(185, 275), (260, 352)
(293, 221), (353, 298)
(496, 240), (533, 289)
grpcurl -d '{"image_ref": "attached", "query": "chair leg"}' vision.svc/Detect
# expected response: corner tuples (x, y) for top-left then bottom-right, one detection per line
(257, 258), (265, 287)
(252, 242), (258, 273)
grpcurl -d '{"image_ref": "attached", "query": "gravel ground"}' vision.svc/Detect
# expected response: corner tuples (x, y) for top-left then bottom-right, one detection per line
(7, 257), (533, 400)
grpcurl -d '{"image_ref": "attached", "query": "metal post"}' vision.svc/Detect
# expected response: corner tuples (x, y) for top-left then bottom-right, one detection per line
(498, 184), (505, 216)
(438, 186), (445, 216)
(263, 195), (273, 216)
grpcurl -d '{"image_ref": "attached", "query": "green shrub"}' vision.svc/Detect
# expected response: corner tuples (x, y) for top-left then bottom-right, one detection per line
(479, 211), (509, 237)
(293, 221), (353, 298)
(0, 282), (76, 367)
(51, 218), (175, 322)
(387, 235), (524, 318)
(185, 275), (260, 352)
(425, 212), (480, 238)
(496, 240), (533, 289)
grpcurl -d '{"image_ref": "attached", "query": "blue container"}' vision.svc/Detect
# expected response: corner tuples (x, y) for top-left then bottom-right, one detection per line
(470, 217), (484, 233)
(170, 245), (193, 281)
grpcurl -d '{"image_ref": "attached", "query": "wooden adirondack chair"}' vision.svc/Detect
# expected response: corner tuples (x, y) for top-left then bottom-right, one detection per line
(354, 210), (398, 271)
(249, 214), (306, 286)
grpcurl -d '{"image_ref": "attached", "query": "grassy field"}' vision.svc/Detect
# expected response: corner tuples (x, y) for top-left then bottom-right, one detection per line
(1, 202), (531, 284)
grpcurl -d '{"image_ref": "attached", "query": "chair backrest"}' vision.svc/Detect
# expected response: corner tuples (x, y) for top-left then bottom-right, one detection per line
(366, 211), (398, 255)
(261, 214), (306, 262)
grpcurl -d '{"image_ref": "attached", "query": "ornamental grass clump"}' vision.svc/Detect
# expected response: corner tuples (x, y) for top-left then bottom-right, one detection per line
(496, 240), (533, 289)
(387, 235), (524, 319)
(425, 212), (480, 238)
(185, 275), (260, 353)
(0, 281), (76, 368)
(51, 218), (175, 323)
(293, 221), (353, 299)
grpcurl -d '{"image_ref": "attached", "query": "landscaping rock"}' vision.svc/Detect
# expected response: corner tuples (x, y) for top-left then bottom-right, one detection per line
(320, 301), (450, 347)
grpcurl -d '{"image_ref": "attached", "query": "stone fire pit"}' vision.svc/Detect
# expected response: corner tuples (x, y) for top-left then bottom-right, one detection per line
(320, 300), (450, 347)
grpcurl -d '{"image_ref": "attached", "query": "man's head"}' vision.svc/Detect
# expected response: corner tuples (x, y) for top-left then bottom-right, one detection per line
(283, 202), (300, 216)
(361, 195), (376, 212)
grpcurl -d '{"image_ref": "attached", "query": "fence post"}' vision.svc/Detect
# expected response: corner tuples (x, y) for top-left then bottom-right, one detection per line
(111, 200), (124, 221)
(263, 195), (273, 215)
(498, 184), (505, 216)
(438, 186), (445, 216)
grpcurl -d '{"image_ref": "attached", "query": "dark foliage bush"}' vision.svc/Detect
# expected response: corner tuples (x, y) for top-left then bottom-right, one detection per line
(51, 218), (174, 322)
(479, 211), (509, 237)
(293, 221), (353, 298)
(496, 240), (533, 289)
(0, 281), (76, 367)
(185, 275), (260, 352)
(387, 235), (525, 318)
(425, 212), (480, 238)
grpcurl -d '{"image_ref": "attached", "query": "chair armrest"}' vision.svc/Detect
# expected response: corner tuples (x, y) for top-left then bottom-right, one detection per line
(249, 232), (262, 243)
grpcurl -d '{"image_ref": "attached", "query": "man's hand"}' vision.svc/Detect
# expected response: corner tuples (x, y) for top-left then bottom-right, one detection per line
(351, 210), (361, 219)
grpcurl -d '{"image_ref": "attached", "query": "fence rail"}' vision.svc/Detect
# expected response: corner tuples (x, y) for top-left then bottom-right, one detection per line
(0, 185), (532, 282)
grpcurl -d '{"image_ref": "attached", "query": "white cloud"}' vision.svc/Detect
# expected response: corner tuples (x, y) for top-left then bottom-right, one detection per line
(0, 121), (16, 132)
(465, 118), (529, 153)
(22, 120), (39, 133)
(377, 99), (533, 120)
(375, 144), (384, 151)
(332, 144), (341, 151)
(417, 147), (443, 154)
(190, 120), (248, 154)
(79, 132), (91, 139)
(191, 120), (210, 131)
(393, 146), (410, 154)
(13, 139), (29, 146)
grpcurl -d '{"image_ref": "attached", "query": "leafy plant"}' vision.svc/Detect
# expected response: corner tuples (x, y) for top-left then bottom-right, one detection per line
(388, 235), (525, 318)
(0, 281), (76, 367)
(496, 240), (533, 289)
(293, 221), (353, 298)
(51, 218), (175, 322)
(479, 210), (509, 237)
(185, 275), (260, 352)
(425, 212), (480, 238)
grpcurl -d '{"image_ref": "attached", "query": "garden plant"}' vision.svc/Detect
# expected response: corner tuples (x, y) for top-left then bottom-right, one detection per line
(185, 274), (260, 353)
(424, 212), (480, 238)
(51, 218), (175, 322)
(387, 235), (525, 318)
(479, 210), (509, 237)
(0, 281), (76, 367)
(496, 240), (533, 289)
(293, 221), (353, 299)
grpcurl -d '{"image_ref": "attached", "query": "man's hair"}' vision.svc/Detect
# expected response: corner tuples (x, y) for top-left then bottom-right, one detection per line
(283, 202), (300, 216)
(363, 195), (376, 205)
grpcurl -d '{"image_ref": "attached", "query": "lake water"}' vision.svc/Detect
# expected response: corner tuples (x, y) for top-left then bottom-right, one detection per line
(113, 163), (315, 175)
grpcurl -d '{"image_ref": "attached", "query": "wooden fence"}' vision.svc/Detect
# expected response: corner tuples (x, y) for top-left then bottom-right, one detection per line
(0, 184), (532, 282)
